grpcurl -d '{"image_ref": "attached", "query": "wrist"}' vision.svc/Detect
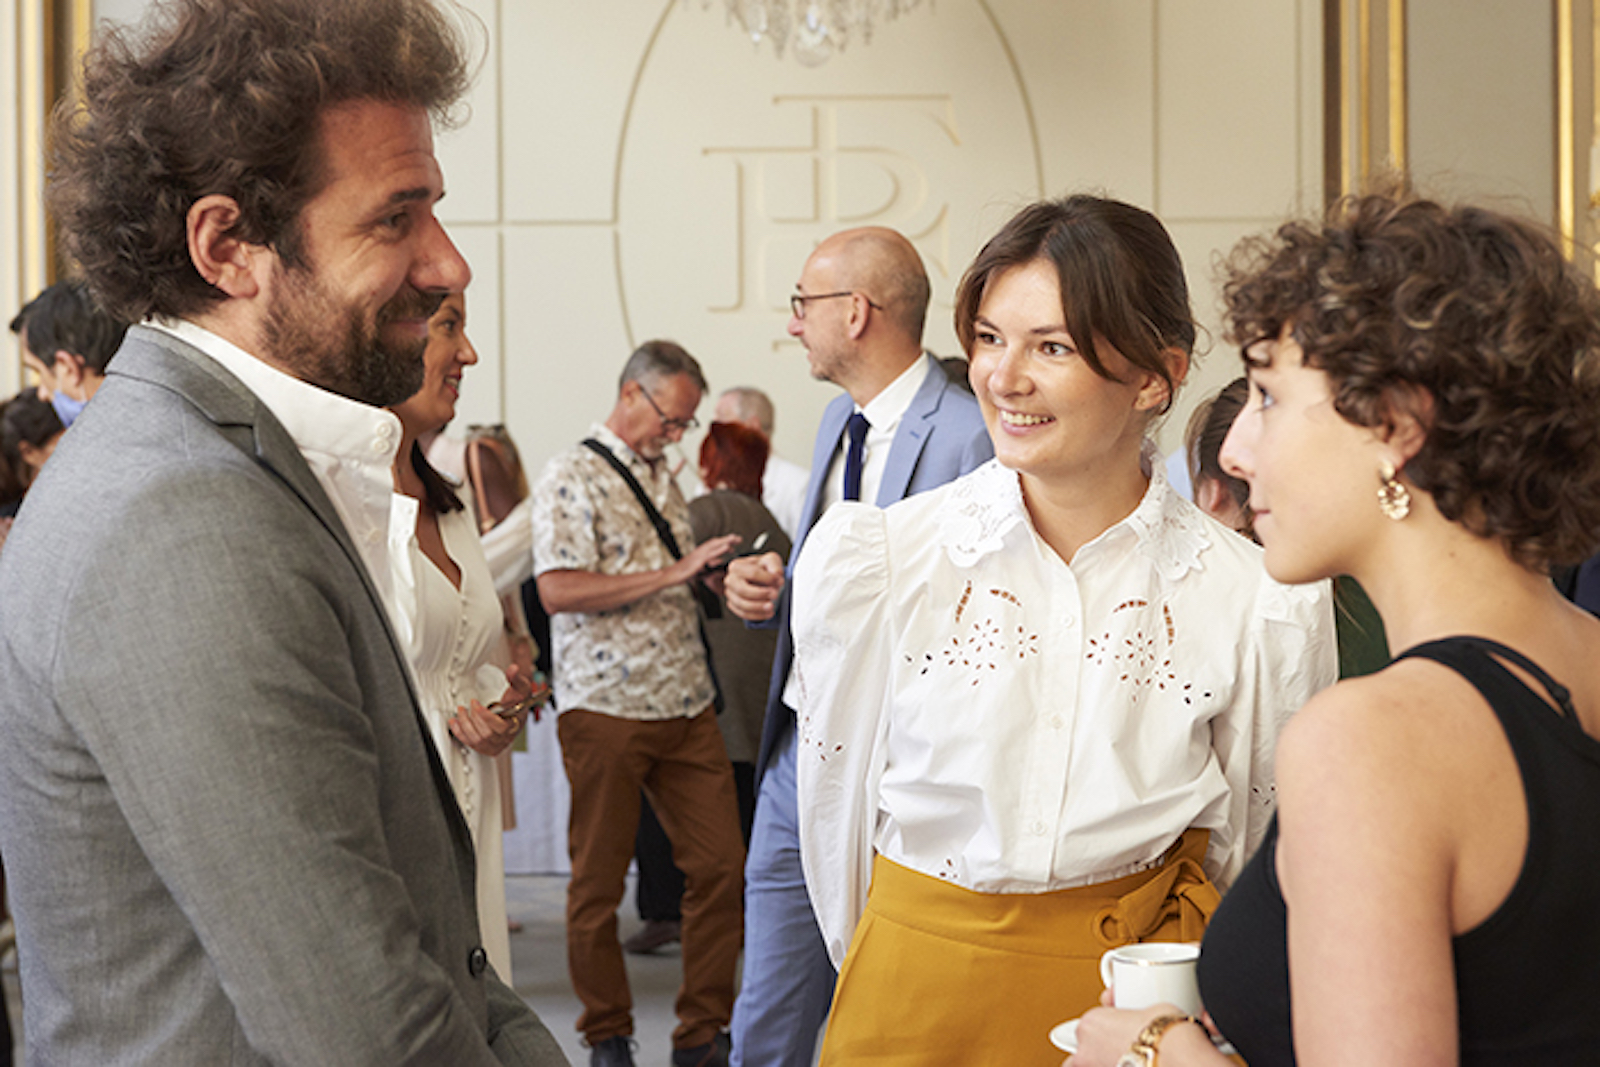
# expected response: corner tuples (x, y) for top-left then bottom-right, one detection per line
(1115, 1013), (1200, 1067)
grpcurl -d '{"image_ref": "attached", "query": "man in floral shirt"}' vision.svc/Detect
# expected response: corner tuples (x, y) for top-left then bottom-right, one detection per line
(532, 340), (743, 1067)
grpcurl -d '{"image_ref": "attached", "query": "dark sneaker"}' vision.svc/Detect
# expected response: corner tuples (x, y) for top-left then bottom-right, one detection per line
(621, 918), (681, 955)
(670, 1031), (731, 1067)
(590, 1035), (638, 1067)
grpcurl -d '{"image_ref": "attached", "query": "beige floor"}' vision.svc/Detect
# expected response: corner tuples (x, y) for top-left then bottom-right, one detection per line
(2, 875), (705, 1067)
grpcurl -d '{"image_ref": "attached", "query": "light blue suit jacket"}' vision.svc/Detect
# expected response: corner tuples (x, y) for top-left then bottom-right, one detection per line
(753, 356), (992, 778)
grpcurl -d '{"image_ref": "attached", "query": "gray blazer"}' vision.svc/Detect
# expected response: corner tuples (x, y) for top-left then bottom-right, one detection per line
(0, 328), (566, 1065)
(752, 356), (993, 779)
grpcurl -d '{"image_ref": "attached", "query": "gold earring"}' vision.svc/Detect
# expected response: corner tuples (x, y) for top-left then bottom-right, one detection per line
(1377, 459), (1411, 521)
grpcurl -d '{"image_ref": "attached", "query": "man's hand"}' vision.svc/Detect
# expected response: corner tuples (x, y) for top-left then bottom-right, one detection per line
(674, 533), (741, 585)
(725, 551), (785, 621)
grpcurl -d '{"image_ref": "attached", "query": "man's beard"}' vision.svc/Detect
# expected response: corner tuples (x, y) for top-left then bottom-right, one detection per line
(262, 261), (441, 408)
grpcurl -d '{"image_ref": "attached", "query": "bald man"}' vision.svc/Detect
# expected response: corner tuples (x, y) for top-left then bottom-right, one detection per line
(722, 228), (992, 1066)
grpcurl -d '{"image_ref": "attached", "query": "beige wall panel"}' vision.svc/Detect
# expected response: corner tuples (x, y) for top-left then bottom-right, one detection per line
(437, 0), (502, 224)
(1408, 0), (1555, 221)
(989, 0), (1157, 203)
(1157, 218), (1273, 456)
(446, 225), (504, 429)
(1156, 0), (1308, 220)
(501, 0), (665, 222)
(501, 226), (635, 475)
(611, 0), (1042, 468)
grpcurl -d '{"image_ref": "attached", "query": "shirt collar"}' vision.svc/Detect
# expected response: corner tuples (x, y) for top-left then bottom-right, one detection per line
(857, 352), (932, 432)
(145, 317), (403, 469)
(937, 441), (1214, 578)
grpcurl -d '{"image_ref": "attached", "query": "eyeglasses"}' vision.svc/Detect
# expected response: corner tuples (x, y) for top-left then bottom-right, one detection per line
(790, 291), (884, 320)
(638, 386), (700, 433)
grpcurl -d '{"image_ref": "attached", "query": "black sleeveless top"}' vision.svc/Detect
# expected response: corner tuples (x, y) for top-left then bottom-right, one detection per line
(1198, 637), (1600, 1065)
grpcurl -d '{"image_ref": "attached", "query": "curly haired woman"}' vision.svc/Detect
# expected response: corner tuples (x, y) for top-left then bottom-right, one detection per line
(1075, 193), (1600, 1067)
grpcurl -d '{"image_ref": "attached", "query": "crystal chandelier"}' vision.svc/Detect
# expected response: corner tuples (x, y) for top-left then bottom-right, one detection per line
(704, 0), (932, 67)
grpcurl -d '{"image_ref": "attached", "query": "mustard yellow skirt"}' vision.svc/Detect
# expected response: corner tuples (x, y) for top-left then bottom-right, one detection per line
(818, 830), (1218, 1066)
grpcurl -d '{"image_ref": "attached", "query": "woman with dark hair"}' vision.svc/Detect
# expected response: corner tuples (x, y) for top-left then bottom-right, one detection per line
(1073, 193), (1600, 1067)
(1187, 379), (1388, 679)
(689, 421), (792, 838)
(789, 195), (1336, 1062)
(1, 391), (66, 507)
(386, 292), (533, 981)
(1185, 377), (1254, 538)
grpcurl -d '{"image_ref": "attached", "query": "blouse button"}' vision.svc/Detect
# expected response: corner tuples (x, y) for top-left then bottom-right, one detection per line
(1031, 820), (1048, 836)
(1048, 715), (1064, 730)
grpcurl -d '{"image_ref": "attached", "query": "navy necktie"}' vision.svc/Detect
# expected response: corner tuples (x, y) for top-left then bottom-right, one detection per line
(842, 411), (870, 503)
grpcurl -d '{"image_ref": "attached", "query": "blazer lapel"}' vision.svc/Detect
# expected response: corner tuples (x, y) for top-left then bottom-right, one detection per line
(875, 356), (944, 507)
(110, 329), (472, 841)
(792, 396), (853, 562)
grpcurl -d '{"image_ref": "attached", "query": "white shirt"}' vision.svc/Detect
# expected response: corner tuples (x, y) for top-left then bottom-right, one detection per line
(790, 456), (1337, 966)
(146, 319), (403, 609)
(819, 353), (932, 511)
(761, 452), (810, 541)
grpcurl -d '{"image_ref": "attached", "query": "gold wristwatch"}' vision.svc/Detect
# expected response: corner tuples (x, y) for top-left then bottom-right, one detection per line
(1115, 1013), (1199, 1067)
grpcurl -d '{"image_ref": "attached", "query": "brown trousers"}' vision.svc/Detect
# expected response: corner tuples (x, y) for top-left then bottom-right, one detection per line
(557, 707), (744, 1049)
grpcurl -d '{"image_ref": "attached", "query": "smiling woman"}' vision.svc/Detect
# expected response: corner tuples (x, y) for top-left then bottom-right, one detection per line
(1070, 193), (1600, 1067)
(385, 292), (530, 981)
(787, 195), (1338, 1064)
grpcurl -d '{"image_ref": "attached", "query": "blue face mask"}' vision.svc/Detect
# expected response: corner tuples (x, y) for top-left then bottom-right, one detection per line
(50, 390), (87, 428)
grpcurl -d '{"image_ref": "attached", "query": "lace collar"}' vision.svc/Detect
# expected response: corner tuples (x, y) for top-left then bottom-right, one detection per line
(936, 446), (1213, 578)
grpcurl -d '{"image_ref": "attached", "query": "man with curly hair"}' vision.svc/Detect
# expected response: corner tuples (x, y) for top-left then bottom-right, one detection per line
(0, 1), (566, 1063)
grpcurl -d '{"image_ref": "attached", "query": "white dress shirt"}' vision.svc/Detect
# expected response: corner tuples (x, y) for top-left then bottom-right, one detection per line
(819, 353), (932, 511)
(146, 319), (403, 611)
(790, 455), (1337, 966)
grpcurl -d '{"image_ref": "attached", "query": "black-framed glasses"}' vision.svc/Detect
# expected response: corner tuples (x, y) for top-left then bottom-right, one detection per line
(790, 291), (884, 320)
(638, 386), (700, 433)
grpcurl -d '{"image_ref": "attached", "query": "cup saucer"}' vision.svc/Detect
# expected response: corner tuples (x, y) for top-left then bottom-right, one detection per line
(1048, 1016), (1237, 1057)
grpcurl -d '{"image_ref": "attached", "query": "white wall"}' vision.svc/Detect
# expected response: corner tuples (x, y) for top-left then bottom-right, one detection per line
(435, 0), (1327, 476)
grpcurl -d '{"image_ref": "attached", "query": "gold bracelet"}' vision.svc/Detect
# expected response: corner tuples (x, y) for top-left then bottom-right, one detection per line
(1114, 1013), (1199, 1067)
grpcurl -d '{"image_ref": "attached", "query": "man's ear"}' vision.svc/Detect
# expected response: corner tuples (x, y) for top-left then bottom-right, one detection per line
(52, 351), (86, 392)
(846, 297), (872, 342)
(187, 195), (271, 300)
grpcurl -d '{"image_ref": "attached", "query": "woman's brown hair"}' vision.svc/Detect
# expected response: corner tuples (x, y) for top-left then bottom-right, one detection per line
(954, 195), (1197, 415)
(1222, 192), (1600, 569)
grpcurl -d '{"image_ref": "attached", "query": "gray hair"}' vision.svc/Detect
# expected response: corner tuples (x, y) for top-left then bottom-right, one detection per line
(618, 339), (708, 396)
(717, 386), (775, 436)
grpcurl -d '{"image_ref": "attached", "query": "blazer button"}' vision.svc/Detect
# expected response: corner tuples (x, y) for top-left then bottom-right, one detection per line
(468, 947), (488, 977)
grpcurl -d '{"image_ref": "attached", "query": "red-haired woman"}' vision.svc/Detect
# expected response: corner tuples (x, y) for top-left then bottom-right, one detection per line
(690, 421), (792, 837)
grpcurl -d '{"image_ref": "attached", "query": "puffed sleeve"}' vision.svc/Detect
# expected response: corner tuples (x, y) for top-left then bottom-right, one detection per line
(1208, 576), (1338, 886)
(791, 502), (892, 967)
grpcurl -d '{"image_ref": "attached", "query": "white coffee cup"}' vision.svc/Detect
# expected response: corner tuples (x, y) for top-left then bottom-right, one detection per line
(1098, 942), (1202, 1014)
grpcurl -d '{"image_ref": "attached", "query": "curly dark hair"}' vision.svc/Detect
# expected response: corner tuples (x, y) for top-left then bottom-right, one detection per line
(1222, 192), (1600, 569)
(49, 0), (472, 324)
(954, 195), (1197, 416)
